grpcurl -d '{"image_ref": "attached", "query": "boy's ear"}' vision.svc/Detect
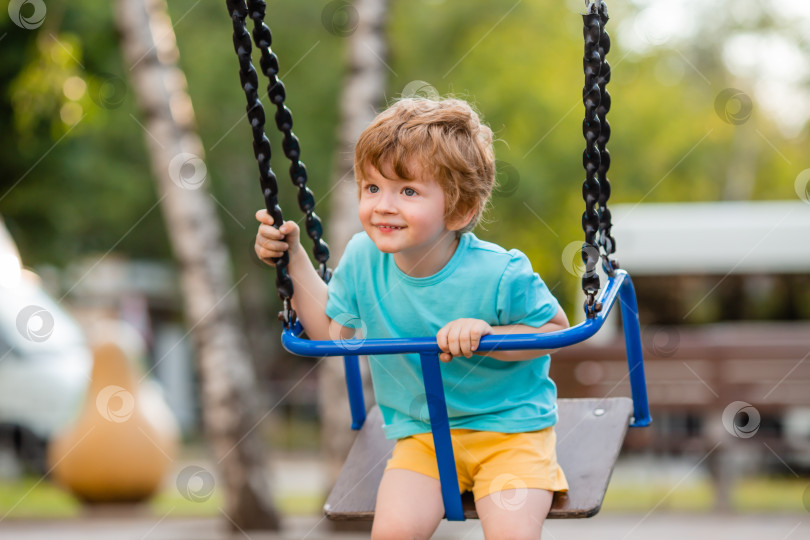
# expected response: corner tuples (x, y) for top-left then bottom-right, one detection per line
(446, 208), (476, 232)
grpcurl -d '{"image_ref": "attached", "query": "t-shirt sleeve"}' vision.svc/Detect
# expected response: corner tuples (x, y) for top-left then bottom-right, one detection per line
(495, 250), (561, 328)
(325, 235), (362, 323)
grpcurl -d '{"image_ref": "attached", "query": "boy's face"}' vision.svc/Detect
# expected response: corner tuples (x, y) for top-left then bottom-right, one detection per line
(358, 162), (456, 259)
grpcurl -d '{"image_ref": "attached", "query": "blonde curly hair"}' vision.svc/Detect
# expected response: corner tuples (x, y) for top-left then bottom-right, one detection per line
(354, 98), (496, 234)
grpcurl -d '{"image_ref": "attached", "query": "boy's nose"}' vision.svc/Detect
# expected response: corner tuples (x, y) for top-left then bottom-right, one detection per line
(374, 192), (398, 213)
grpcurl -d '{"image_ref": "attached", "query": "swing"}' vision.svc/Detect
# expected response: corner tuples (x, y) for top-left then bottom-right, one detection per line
(225, 0), (651, 521)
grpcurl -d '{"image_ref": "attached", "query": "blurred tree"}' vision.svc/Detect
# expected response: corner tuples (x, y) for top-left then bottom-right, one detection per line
(116, 0), (279, 530)
(0, 1), (171, 266)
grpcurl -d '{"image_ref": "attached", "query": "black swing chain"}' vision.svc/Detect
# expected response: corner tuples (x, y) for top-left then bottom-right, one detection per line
(595, 2), (618, 275)
(225, 0), (331, 326)
(581, 1), (604, 318)
(244, 0), (332, 281)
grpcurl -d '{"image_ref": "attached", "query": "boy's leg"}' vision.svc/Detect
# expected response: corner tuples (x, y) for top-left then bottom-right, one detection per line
(475, 488), (553, 540)
(371, 468), (446, 540)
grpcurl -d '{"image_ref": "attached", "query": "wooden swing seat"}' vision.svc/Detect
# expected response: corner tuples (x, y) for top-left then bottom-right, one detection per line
(324, 396), (633, 520)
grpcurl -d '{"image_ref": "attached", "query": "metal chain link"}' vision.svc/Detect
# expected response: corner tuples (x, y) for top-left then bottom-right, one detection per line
(244, 0), (332, 284)
(225, 0), (331, 326)
(226, 0), (294, 324)
(595, 1), (617, 274)
(581, 1), (603, 317)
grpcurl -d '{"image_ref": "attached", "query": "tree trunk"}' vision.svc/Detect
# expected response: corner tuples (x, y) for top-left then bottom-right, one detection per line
(319, 0), (390, 486)
(116, 0), (280, 530)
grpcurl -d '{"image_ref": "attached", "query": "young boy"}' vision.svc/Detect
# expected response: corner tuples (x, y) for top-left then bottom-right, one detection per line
(255, 98), (569, 540)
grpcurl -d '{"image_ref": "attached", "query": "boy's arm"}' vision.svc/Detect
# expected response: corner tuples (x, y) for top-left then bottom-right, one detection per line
(285, 247), (333, 341)
(276, 249), (357, 342)
(288, 249), (357, 341)
(485, 307), (570, 362)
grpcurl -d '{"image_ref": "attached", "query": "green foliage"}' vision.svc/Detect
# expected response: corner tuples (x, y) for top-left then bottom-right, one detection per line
(0, 0), (170, 264)
(388, 0), (809, 311)
(0, 0), (807, 316)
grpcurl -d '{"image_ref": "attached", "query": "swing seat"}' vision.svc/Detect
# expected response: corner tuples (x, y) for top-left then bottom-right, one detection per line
(324, 396), (633, 520)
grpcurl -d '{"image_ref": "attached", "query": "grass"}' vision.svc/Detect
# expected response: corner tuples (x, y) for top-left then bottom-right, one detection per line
(1, 474), (807, 520)
(0, 477), (323, 520)
(0, 476), (81, 518)
(602, 476), (809, 513)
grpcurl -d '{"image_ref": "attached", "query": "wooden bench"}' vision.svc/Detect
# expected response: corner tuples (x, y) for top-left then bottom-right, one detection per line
(324, 397), (633, 520)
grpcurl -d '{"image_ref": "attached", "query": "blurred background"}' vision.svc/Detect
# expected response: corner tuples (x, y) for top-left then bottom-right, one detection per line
(1, 0), (809, 538)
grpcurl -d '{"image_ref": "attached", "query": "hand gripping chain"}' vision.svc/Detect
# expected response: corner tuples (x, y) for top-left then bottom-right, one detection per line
(225, 0), (331, 326)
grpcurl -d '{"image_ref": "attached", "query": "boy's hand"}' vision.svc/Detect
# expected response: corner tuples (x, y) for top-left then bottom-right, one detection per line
(254, 209), (301, 266)
(436, 318), (493, 362)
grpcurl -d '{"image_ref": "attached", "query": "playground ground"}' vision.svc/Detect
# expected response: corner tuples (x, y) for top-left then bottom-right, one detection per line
(0, 512), (808, 540)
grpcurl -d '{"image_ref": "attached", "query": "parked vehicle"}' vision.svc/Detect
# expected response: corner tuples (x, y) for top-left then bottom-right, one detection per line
(0, 219), (92, 473)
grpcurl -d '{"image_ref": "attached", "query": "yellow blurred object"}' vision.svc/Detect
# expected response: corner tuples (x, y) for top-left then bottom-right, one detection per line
(48, 332), (180, 503)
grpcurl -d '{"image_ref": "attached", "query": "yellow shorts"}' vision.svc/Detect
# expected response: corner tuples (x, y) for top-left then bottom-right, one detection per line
(385, 427), (568, 502)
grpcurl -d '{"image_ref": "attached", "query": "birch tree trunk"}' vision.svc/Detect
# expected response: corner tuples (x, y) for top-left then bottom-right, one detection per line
(319, 0), (390, 485)
(116, 0), (280, 530)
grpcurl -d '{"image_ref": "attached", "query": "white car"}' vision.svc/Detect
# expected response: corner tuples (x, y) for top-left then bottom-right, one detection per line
(0, 220), (92, 473)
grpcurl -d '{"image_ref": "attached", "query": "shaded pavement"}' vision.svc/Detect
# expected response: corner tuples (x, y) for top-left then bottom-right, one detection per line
(1, 512), (808, 539)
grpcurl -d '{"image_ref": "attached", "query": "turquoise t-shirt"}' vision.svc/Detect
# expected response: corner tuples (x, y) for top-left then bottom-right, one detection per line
(325, 231), (561, 440)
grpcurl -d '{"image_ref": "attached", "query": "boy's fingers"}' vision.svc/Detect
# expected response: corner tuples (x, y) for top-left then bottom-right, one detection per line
(444, 327), (454, 355)
(469, 328), (479, 352)
(255, 209), (274, 225)
(472, 322), (491, 353)
(254, 248), (277, 265)
(436, 327), (449, 352)
(256, 246), (278, 259)
(255, 237), (288, 258)
(456, 324), (469, 357)
(461, 322), (478, 357)
(448, 326), (462, 357)
(460, 335), (472, 357)
(258, 224), (283, 239)
(470, 325), (483, 353)
(439, 325), (459, 356)
(258, 239), (288, 252)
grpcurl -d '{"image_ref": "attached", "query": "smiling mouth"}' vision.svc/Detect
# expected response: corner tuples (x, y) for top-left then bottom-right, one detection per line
(375, 225), (405, 230)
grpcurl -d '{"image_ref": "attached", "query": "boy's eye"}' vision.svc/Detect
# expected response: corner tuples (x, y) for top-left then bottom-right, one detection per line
(367, 185), (379, 193)
(403, 187), (416, 196)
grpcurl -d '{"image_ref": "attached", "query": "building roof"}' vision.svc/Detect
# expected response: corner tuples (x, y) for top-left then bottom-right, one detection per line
(609, 200), (810, 274)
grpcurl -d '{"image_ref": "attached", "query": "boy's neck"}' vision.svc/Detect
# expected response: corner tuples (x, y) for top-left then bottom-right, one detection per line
(394, 230), (460, 278)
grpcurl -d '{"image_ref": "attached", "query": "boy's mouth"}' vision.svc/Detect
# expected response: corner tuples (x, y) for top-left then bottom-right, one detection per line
(375, 224), (406, 231)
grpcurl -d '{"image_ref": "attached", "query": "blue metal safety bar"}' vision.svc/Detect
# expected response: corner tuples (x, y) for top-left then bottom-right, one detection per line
(342, 355), (366, 430)
(282, 269), (651, 521)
